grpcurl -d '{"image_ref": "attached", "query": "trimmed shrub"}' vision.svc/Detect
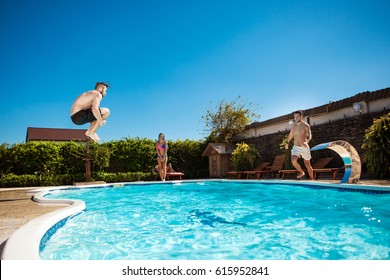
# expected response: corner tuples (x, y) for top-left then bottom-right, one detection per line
(0, 173), (86, 188)
(362, 112), (390, 179)
(168, 139), (208, 178)
(8, 142), (62, 175)
(94, 172), (151, 183)
(0, 137), (208, 187)
(231, 142), (259, 171)
(103, 138), (155, 173)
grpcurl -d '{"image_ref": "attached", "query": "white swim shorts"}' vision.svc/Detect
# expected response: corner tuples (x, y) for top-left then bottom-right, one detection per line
(291, 145), (312, 160)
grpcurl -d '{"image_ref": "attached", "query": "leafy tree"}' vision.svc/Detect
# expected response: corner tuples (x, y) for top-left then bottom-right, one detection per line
(362, 112), (390, 179)
(231, 142), (259, 171)
(202, 96), (260, 143)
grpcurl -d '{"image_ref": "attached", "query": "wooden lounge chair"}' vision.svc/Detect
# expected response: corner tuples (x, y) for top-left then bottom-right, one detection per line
(166, 171), (185, 180)
(313, 168), (342, 180)
(278, 169), (299, 179)
(312, 158), (343, 180)
(255, 154), (286, 179)
(279, 157), (336, 179)
(165, 163), (185, 180)
(226, 170), (245, 179)
(155, 163), (185, 180)
(243, 162), (271, 179)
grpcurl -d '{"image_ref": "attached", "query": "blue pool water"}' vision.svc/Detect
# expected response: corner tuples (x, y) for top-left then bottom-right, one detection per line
(40, 181), (390, 260)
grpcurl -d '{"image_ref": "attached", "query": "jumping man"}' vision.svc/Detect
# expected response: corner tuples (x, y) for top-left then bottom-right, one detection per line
(70, 82), (110, 142)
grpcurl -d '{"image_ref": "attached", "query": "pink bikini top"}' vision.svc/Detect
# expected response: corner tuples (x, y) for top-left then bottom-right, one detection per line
(157, 143), (166, 151)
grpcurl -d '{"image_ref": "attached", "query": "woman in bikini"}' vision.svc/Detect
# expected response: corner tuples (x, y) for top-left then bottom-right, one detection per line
(156, 133), (168, 181)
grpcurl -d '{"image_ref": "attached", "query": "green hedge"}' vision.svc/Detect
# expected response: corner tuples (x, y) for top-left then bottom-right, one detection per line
(0, 141), (110, 176)
(0, 172), (153, 188)
(0, 138), (208, 187)
(0, 173), (85, 187)
(94, 171), (152, 183)
(103, 137), (156, 173)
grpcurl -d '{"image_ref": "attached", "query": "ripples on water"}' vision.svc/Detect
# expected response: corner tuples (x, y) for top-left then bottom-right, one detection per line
(40, 182), (390, 260)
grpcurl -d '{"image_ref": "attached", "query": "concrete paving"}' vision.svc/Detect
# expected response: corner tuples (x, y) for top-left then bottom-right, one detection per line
(0, 188), (66, 256)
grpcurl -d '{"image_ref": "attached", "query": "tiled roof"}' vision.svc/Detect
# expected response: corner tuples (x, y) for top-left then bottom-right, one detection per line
(202, 143), (235, 157)
(246, 87), (390, 129)
(26, 127), (88, 142)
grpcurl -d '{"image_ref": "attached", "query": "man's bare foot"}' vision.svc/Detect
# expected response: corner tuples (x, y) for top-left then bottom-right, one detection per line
(91, 133), (100, 142)
(85, 131), (100, 142)
(297, 171), (305, 179)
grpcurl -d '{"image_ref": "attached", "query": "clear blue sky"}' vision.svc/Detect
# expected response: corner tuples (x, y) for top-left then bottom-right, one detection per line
(1, 0), (389, 144)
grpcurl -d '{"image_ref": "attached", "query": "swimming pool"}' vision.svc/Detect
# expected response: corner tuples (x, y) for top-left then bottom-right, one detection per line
(38, 180), (390, 260)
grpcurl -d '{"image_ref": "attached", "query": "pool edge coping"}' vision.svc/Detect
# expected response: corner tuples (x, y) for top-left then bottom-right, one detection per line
(0, 180), (193, 260)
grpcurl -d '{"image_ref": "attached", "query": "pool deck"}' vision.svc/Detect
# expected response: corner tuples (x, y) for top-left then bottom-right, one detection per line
(0, 187), (68, 256)
(1, 179), (389, 257)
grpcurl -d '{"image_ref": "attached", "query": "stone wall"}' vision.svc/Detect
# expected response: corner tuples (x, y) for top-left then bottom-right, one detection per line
(242, 109), (389, 171)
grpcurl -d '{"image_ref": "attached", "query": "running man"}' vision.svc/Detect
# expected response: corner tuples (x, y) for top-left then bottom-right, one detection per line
(285, 110), (314, 180)
(70, 82), (110, 142)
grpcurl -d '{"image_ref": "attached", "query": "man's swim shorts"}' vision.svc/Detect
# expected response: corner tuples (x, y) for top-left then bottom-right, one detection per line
(291, 145), (312, 160)
(71, 109), (97, 125)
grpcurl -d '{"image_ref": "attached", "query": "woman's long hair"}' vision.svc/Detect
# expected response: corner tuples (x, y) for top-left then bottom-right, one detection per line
(158, 133), (165, 141)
